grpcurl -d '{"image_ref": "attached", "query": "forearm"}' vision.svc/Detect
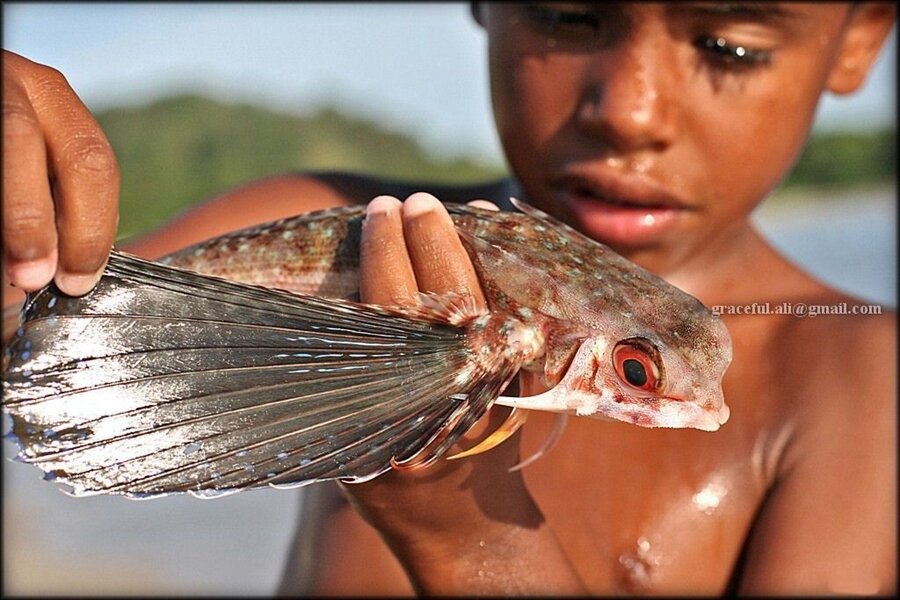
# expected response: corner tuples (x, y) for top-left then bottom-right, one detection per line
(346, 195), (587, 595)
(368, 481), (587, 596)
(404, 512), (586, 595)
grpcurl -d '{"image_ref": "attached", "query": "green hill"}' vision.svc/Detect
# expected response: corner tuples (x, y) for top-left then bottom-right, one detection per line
(95, 94), (894, 241)
(781, 128), (896, 190)
(96, 94), (507, 241)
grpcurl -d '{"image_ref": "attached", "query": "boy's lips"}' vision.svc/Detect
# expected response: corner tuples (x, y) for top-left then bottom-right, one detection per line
(551, 170), (692, 247)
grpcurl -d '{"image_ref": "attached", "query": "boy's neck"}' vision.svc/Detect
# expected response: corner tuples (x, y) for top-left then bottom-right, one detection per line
(506, 179), (820, 306)
(658, 224), (823, 307)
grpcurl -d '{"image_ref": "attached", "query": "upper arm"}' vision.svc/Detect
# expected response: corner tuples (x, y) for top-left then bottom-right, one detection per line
(120, 173), (357, 259)
(738, 315), (897, 595)
(119, 171), (512, 261)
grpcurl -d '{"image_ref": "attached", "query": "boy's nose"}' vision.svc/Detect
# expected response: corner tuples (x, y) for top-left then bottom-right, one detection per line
(575, 39), (679, 154)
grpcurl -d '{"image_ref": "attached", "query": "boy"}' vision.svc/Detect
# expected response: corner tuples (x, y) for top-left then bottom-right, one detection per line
(2, 3), (896, 595)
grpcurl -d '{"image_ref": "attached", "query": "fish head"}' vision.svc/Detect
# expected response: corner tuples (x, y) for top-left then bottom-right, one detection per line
(496, 274), (733, 432)
(454, 200), (733, 431)
(551, 315), (732, 431)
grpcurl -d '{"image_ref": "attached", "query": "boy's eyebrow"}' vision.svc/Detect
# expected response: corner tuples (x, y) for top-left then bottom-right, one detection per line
(678, 2), (800, 22)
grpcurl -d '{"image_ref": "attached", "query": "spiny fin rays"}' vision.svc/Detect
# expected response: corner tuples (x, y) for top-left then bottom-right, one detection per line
(509, 413), (568, 472)
(2, 252), (523, 497)
(444, 407), (529, 461)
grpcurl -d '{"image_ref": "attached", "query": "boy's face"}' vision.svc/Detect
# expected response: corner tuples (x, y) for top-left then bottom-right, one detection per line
(479, 3), (891, 271)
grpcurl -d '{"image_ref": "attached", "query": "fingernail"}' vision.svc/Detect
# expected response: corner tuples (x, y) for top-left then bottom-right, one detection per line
(7, 259), (55, 291)
(55, 270), (103, 297)
(366, 196), (401, 218)
(403, 193), (442, 218)
(467, 199), (499, 212)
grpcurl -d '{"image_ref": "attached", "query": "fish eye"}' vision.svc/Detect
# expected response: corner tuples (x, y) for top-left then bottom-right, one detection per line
(613, 339), (662, 392)
(622, 358), (647, 386)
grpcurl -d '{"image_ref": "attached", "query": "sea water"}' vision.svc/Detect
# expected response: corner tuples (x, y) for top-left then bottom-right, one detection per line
(754, 188), (896, 307)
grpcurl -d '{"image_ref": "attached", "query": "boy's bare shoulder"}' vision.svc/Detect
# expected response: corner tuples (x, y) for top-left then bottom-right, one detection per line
(777, 289), (894, 398)
(767, 288), (895, 466)
(783, 292), (892, 369)
(177, 170), (515, 235)
(734, 290), (896, 592)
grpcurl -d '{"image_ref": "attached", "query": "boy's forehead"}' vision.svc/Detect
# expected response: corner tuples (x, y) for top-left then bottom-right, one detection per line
(477, 2), (845, 24)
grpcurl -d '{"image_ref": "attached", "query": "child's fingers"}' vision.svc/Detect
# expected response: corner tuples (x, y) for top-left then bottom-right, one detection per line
(2, 72), (58, 291)
(32, 77), (119, 296)
(401, 192), (487, 311)
(3, 51), (120, 297)
(359, 195), (419, 307)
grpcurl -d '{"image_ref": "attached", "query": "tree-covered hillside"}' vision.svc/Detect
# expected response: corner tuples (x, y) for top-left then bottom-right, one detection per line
(783, 128), (895, 189)
(96, 95), (507, 240)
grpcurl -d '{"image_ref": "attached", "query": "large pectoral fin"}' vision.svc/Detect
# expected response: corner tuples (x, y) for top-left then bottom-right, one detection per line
(2, 251), (518, 498)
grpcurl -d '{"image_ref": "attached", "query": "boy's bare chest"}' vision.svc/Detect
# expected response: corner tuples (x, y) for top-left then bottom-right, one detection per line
(519, 405), (773, 594)
(510, 304), (803, 592)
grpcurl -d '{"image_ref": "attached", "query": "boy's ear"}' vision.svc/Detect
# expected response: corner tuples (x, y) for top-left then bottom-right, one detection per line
(827, 3), (896, 95)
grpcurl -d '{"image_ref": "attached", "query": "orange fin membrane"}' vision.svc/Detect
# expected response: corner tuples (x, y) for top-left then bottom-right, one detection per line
(389, 396), (472, 471)
(444, 407), (530, 461)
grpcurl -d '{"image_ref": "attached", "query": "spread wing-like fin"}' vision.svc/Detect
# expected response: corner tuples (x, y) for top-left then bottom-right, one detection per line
(2, 251), (515, 499)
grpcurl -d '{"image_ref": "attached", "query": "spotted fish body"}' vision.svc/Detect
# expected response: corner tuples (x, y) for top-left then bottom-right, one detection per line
(2, 200), (732, 498)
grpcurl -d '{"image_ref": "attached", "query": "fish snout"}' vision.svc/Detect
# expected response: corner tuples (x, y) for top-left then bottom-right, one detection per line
(681, 402), (730, 432)
(666, 376), (730, 431)
(655, 378), (730, 431)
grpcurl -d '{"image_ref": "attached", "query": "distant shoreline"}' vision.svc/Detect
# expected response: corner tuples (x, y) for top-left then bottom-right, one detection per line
(755, 184), (895, 224)
(764, 183), (894, 205)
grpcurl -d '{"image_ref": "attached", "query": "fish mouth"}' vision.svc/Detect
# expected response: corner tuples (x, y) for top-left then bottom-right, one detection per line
(496, 387), (730, 432)
(604, 395), (729, 431)
(657, 397), (730, 432)
(686, 405), (730, 432)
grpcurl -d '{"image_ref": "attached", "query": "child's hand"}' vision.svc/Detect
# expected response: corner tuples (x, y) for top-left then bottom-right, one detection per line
(343, 192), (552, 590)
(2, 50), (119, 298)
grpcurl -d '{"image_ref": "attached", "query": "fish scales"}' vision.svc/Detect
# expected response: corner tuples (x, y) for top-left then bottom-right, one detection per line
(165, 203), (726, 382)
(168, 210), (362, 298)
(160, 204), (720, 345)
(2, 200), (732, 498)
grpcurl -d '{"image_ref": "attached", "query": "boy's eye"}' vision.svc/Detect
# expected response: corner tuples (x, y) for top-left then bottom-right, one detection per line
(522, 4), (601, 36)
(694, 35), (772, 69)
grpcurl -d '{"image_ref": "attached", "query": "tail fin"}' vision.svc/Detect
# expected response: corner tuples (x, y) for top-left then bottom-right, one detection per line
(2, 251), (517, 499)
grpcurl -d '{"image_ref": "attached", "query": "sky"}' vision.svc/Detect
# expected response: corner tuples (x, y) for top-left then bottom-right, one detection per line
(3, 2), (897, 163)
